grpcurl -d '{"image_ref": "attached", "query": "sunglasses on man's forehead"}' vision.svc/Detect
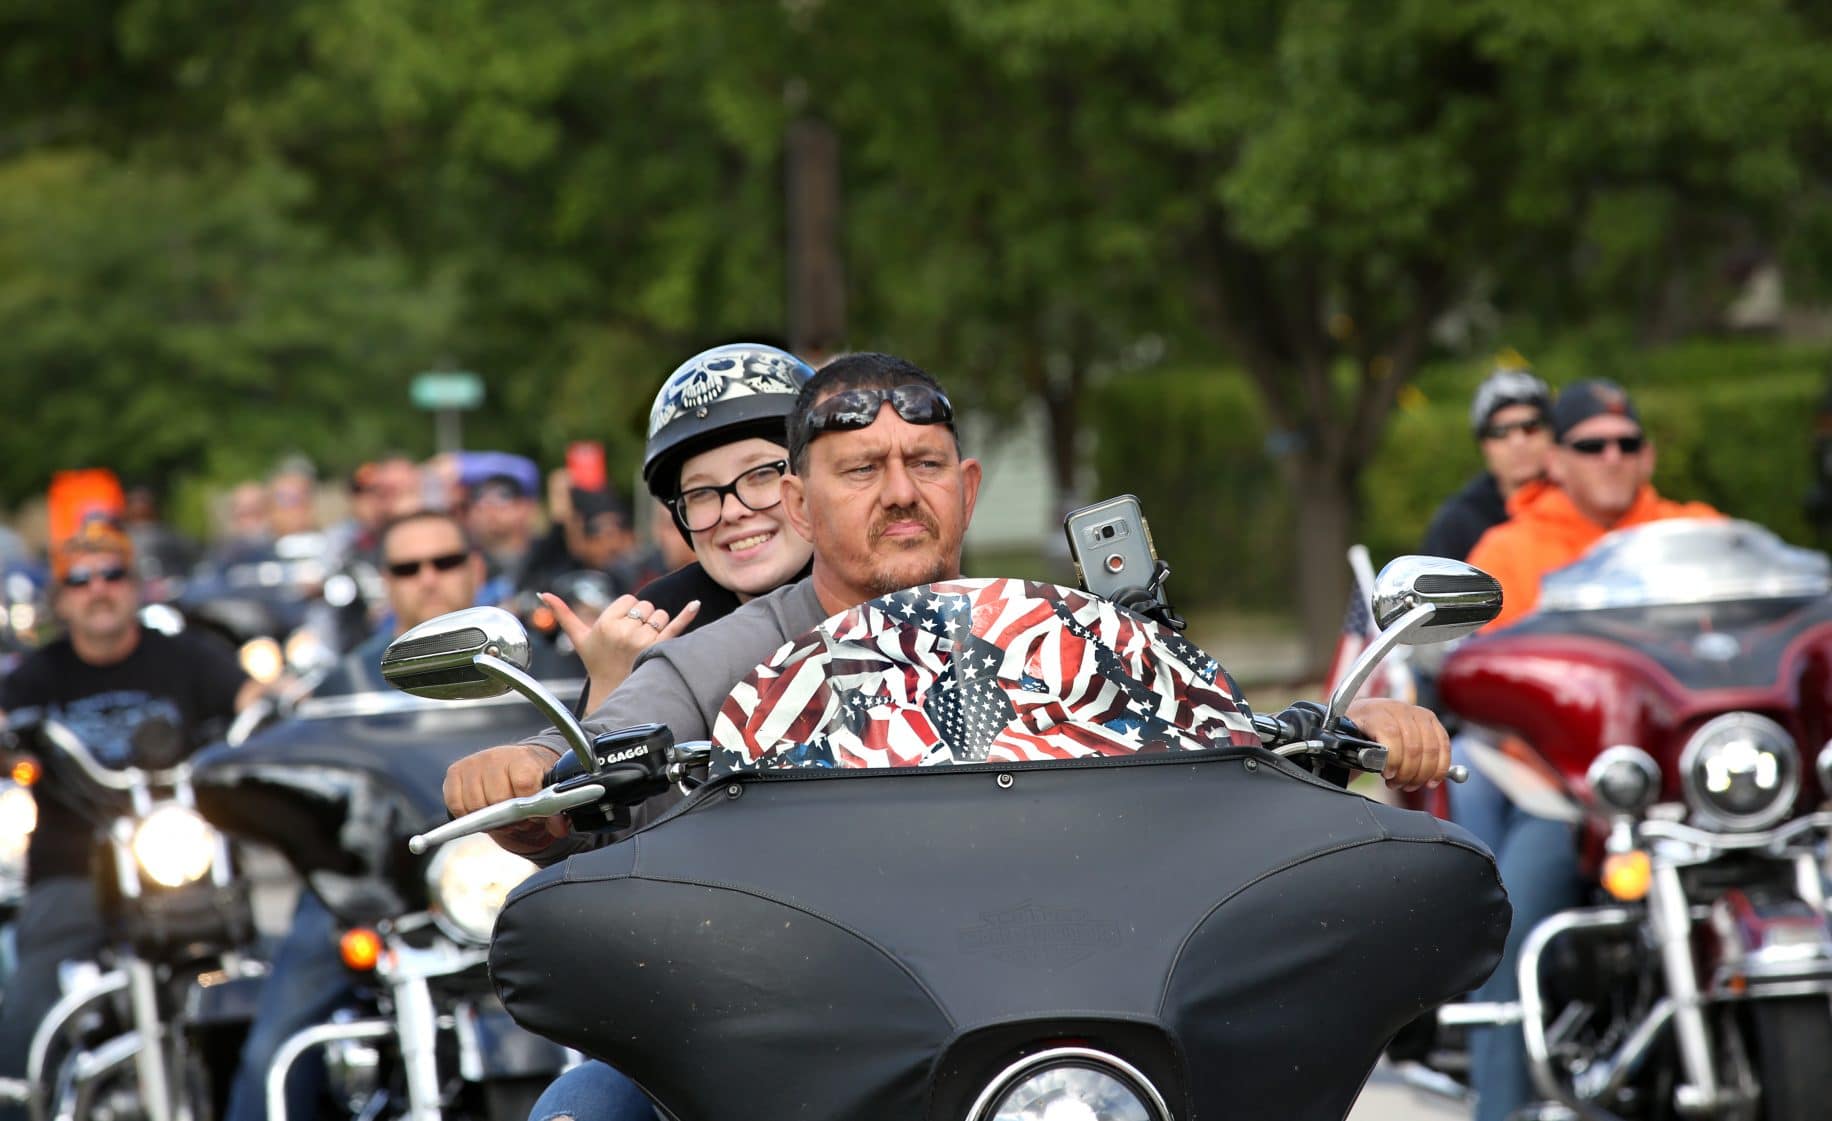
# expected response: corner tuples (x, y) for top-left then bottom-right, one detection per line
(805, 384), (955, 435)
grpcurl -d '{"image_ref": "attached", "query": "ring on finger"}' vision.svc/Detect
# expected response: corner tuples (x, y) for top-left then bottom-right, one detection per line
(645, 616), (666, 631)
(626, 607), (646, 621)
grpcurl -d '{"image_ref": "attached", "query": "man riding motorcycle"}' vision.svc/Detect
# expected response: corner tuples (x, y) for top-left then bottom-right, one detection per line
(223, 509), (491, 1121)
(1461, 379), (1722, 1121)
(0, 518), (259, 1121)
(447, 352), (1456, 855)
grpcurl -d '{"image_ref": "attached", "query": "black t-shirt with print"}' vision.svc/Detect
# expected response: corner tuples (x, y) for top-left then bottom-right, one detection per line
(1, 629), (247, 883)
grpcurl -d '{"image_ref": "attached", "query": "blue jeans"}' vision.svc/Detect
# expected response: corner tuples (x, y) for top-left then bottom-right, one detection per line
(1451, 738), (1581, 1121)
(529, 1061), (656, 1121)
(224, 891), (357, 1121)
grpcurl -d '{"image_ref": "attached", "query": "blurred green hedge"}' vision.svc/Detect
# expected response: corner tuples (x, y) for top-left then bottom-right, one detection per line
(1092, 338), (1831, 613)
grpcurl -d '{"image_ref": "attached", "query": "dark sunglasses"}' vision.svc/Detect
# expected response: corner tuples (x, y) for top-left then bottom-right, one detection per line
(1565, 435), (1645, 456)
(806, 384), (955, 435)
(62, 564), (130, 589)
(385, 552), (469, 578)
(1479, 417), (1546, 441)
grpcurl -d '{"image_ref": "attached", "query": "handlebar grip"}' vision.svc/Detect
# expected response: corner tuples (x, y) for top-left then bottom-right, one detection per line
(409, 781), (608, 855)
(1333, 739), (1469, 784)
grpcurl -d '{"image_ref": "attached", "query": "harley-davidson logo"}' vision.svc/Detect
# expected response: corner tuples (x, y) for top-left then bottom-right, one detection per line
(958, 901), (1124, 969)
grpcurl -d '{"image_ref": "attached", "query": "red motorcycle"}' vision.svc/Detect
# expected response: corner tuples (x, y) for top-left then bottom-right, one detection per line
(1433, 518), (1832, 1121)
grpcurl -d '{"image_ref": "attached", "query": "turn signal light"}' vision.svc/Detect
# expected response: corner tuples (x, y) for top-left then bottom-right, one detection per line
(340, 928), (383, 972)
(1602, 851), (1652, 902)
(11, 759), (40, 786)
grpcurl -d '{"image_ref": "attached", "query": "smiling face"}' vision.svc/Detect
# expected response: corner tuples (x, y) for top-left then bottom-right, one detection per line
(676, 438), (812, 599)
(781, 400), (981, 615)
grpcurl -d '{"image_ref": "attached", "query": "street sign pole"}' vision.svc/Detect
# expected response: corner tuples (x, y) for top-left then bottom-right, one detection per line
(436, 408), (462, 454)
(412, 371), (484, 454)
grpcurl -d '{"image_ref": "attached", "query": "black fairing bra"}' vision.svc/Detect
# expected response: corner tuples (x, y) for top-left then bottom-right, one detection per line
(488, 580), (1509, 1120)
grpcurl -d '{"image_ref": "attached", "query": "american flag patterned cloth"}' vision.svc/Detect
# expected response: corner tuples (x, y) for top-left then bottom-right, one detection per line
(711, 578), (1260, 772)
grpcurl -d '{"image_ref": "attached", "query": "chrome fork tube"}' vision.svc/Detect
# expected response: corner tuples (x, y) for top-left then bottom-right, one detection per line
(396, 974), (445, 1121)
(1648, 861), (1718, 1114)
(1794, 852), (1826, 914)
(127, 957), (174, 1121)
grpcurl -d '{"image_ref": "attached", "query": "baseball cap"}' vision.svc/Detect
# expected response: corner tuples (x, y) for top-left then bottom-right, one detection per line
(1550, 379), (1642, 442)
(52, 516), (136, 584)
(459, 451), (540, 499)
(1469, 351), (1552, 436)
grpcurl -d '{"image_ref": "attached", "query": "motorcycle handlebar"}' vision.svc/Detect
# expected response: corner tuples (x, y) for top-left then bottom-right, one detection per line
(408, 781), (609, 855)
(411, 704), (1476, 856)
(1253, 711), (1468, 784)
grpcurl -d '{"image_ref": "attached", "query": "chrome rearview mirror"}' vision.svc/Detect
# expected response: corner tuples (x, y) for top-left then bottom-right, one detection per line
(381, 606), (595, 771)
(1371, 556), (1503, 643)
(1326, 556), (1503, 723)
(381, 606), (533, 700)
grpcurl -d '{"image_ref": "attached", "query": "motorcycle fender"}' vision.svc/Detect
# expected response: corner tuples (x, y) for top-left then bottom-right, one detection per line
(455, 1001), (571, 1081)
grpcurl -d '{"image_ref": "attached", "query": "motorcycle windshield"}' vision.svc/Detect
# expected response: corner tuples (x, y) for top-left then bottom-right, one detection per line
(1539, 518), (1830, 612)
(711, 578), (1260, 772)
(192, 686), (575, 922)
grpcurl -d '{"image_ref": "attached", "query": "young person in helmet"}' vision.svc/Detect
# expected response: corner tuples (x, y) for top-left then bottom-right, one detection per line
(521, 344), (818, 1121)
(543, 343), (818, 714)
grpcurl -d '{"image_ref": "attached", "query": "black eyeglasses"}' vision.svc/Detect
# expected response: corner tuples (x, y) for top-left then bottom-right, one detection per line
(673, 461), (789, 533)
(805, 384), (955, 435)
(1480, 417), (1546, 441)
(385, 552), (469, 579)
(63, 564), (130, 589)
(1565, 435), (1645, 456)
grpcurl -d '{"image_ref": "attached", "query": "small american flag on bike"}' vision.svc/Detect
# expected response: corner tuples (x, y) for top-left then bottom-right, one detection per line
(1323, 546), (1415, 704)
(711, 578), (1260, 772)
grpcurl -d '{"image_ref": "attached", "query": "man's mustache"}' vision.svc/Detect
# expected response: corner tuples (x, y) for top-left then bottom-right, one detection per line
(870, 504), (938, 542)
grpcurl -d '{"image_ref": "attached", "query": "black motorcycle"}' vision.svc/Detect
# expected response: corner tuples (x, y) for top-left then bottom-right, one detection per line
(1, 715), (260, 1121)
(190, 669), (580, 1121)
(382, 558), (1510, 1121)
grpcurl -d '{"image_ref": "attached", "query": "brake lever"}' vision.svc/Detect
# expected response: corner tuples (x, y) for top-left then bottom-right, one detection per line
(408, 780), (608, 855)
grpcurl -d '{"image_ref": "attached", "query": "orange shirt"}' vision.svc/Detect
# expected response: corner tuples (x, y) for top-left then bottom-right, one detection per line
(1465, 480), (1721, 630)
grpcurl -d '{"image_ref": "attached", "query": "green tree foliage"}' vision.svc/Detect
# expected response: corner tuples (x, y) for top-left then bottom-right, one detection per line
(0, 151), (454, 496)
(2, 0), (1829, 670)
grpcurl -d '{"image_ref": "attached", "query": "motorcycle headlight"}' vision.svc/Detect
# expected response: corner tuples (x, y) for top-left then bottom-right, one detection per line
(967, 1048), (1171, 1121)
(131, 804), (219, 888)
(1680, 712), (1799, 831)
(426, 835), (538, 945)
(0, 781), (37, 875)
(239, 637), (285, 685)
(284, 629), (334, 674)
(1586, 746), (1662, 816)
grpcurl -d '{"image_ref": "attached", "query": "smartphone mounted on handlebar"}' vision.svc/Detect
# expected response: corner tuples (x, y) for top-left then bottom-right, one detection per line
(1063, 495), (1186, 631)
